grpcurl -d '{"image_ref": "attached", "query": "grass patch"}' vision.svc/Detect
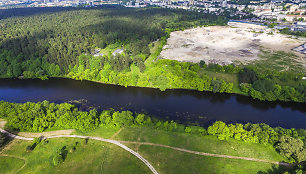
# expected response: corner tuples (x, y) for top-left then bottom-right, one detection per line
(134, 145), (283, 174)
(115, 127), (286, 162)
(0, 156), (24, 174)
(198, 70), (238, 84)
(145, 40), (162, 67)
(98, 43), (122, 57)
(253, 50), (304, 73)
(74, 126), (120, 139)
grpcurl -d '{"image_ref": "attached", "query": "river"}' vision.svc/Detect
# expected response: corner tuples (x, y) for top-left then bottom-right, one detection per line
(0, 78), (305, 129)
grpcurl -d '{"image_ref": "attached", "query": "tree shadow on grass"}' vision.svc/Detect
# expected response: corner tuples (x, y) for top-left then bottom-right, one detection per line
(61, 146), (68, 162)
(257, 164), (287, 174)
(0, 130), (20, 152)
(257, 163), (306, 174)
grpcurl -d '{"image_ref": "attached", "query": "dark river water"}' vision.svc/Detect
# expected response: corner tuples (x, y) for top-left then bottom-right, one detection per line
(0, 78), (305, 129)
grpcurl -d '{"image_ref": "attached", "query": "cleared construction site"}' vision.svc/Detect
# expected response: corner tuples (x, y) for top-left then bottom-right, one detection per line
(160, 22), (306, 67)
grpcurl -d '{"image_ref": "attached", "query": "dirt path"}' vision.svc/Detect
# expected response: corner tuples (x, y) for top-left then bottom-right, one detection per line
(0, 120), (7, 129)
(17, 129), (74, 138)
(110, 128), (123, 140)
(118, 141), (291, 166)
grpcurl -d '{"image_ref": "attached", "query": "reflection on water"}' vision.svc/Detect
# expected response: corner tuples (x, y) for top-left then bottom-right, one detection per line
(0, 78), (305, 129)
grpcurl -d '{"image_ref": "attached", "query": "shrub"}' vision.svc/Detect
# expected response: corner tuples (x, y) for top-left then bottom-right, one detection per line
(240, 83), (251, 93)
(53, 154), (63, 166)
(185, 127), (192, 133)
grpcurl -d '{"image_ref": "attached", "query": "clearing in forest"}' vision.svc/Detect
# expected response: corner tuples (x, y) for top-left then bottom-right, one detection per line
(160, 22), (306, 69)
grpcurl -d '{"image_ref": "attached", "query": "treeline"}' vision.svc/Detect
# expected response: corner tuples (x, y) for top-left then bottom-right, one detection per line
(0, 101), (99, 132)
(280, 28), (306, 38)
(238, 67), (306, 102)
(207, 121), (306, 162)
(0, 101), (305, 162)
(67, 53), (234, 92)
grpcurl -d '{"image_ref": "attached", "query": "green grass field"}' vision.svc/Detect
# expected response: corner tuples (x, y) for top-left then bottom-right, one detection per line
(114, 127), (286, 162)
(0, 126), (289, 174)
(1, 138), (150, 174)
(253, 50), (305, 74)
(0, 156), (25, 174)
(134, 145), (283, 174)
(74, 127), (120, 139)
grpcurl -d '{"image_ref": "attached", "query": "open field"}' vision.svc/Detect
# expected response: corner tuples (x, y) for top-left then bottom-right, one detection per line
(0, 155), (25, 174)
(0, 128), (282, 174)
(134, 145), (283, 174)
(160, 22), (306, 68)
(0, 126), (292, 174)
(114, 127), (286, 162)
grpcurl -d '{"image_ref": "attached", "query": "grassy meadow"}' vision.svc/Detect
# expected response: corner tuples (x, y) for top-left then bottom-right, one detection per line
(0, 126), (291, 174)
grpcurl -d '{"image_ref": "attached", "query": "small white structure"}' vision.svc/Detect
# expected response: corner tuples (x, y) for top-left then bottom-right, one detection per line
(112, 49), (124, 56)
(93, 53), (104, 57)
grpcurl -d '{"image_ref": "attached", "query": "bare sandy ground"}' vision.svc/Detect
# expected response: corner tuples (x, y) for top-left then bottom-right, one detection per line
(0, 120), (6, 129)
(17, 129), (74, 138)
(160, 22), (306, 66)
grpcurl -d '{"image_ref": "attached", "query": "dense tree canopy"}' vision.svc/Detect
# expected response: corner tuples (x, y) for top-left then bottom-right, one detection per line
(0, 7), (227, 77)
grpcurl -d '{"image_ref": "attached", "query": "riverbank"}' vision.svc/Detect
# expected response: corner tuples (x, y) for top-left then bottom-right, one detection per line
(1, 78), (306, 129)
(0, 100), (305, 173)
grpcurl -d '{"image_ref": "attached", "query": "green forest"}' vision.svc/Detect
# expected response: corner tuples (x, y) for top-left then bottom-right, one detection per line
(0, 7), (305, 102)
(0, 100), (305, 164)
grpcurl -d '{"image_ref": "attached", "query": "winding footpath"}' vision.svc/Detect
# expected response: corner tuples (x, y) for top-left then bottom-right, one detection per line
(1, 128), (298, 174)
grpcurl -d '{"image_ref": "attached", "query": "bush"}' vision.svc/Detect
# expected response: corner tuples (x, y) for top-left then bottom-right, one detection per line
(53, 154), (63, 166)
(240, 83), (251, 93)
(185, 127), (192, 133)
